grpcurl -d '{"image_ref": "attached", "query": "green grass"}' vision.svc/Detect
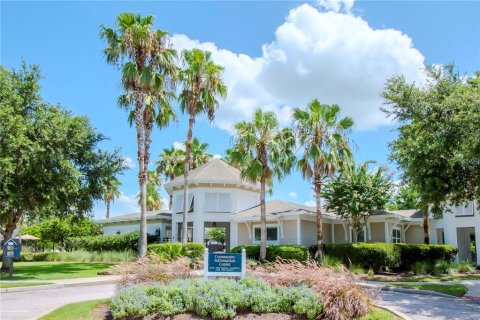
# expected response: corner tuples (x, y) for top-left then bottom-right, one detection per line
(359, 307), (403, 320)
(386, 283), (468, 297)
(371, 274), (480, 283)
(39, 300), (401, 320)
(0, 262), (111, 281)
(0, 281), (52, 288)
(39, 299), (110, 320)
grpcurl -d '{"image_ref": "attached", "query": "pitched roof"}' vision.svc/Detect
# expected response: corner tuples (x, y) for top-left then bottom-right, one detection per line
(163, 158), (260, 192)
(233, 200), (337, 221)
(372, 209), (423, 220)
(95, 210), (172, 224)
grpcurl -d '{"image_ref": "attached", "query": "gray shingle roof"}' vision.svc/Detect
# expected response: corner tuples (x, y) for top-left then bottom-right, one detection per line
(163, 158), (260, 192)
(373, 209), (423, 219)
(95, 210), (172, 224)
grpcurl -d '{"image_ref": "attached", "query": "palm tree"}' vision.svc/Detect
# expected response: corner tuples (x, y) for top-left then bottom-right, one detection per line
(229, 108), (296, 261)
(140, 170), (162, 211)
(155, 147), (184, 210)
(293, 98), (354, 261)
(178, 48), (227, 243)
(100, 13), (177, 256)
(103, 178), (121, 219)
(187, 137), (212, 170)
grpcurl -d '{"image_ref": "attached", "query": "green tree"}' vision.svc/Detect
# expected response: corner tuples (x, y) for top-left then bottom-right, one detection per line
(383, 65), (480, 244)
(178, 49), (227, 243)
(387, 182), (421, 211)
(101, 13), (178, 256)
(40, 218), (70, 250)
(323, 162), (393, 242)
(102, 177), (121, 219)
(140, 170), (162, 211)
(68, 217), (102, 238)
(0, 64), (124, 269)
(156, 147), (184, 210)
(187, 137), (212, 170)
(293, 99), (354, 260)
(205, 227), (226, 243)
(229, 109), (296, 261)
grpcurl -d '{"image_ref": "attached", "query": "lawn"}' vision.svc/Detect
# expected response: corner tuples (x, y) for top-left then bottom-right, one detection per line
(0, 262), (111, 281)
(39, 300), (402, 320)
(386, 283), (468, 297)
(0, 281), (52, 288)
(371, 274), (480, 283)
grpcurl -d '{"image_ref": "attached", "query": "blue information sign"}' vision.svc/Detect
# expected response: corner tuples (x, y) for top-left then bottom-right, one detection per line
(208, 253), (242, 273)
(3, 239), (21, 259)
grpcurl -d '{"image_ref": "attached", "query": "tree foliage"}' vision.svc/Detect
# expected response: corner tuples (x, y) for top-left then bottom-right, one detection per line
(102, 176), (121, 219)
(205, 227), (226, 243)
(323, 162), (393, 242)
(100, 13), (178, 256)
(0, 63), (124, 244)
(383, 65), (480, 242)
(229, 108), (296, 261)
(293, 99), (353, 259)
(387, 182), (421, 211)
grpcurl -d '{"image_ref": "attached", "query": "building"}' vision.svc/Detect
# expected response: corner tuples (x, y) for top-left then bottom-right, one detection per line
(96, 159), (479, 263)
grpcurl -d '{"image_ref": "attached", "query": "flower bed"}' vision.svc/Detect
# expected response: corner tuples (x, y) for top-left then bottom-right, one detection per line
(111, 278), (322, 319)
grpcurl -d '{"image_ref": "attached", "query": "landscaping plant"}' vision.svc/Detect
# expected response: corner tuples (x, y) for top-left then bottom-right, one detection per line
(457, 260), (474, 274)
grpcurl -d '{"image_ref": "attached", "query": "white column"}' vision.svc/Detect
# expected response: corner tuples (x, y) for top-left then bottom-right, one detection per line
(296, 216), (301, 245)
(172, 215), (179, 242)
(230, 221), (238, 248)
(475, 226), (480, 264)
(384, 221), (390, 243)
(331, 223), (335, 243)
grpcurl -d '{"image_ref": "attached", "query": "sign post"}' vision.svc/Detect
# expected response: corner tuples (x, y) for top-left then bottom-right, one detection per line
(204, 248), (246, 279)
(3, 238), (21, 278)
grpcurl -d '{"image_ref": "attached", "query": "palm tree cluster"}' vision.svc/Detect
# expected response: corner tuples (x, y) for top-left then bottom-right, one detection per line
(229, 99), (354, 261)
(101, 13), (226, 255)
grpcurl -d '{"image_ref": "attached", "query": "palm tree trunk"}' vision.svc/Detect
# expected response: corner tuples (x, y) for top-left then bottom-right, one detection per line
(423, 206), (430, 244)
(315, 179), (324, 262)
(106, 201), (110, 219)
(182, 114), (195, 243)
(135, 106), (148, 257)
(259, 175), (267, 262)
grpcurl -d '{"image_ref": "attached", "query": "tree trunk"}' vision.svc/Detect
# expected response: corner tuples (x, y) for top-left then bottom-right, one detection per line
(423, 206), (430, 244)
(135, 104), (148, 257)
(315, 181), (324, 262)
(182, 114), (195, 243)
(352, 226), (358, 243)
(259, 175), (267, 262)
(169, 194), (173, 211)
(106, 201), (110, 219)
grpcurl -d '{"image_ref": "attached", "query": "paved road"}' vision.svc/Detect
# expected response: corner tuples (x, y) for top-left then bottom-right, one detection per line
(378, 290), (480, 320)
(0, 283), (116, 320)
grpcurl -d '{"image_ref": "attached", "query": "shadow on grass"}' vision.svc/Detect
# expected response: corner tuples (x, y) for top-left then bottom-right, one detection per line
(0, 262), (111, 280)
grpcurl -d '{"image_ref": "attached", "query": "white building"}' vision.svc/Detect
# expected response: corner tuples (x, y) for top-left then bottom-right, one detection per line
(97, 159), (478, 264)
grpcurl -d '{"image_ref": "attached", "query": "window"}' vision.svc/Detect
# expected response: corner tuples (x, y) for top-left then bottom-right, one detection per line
(204, 193), (231, 212)
(173, 194), (194, 213)
(455, 202), (475, 217)
(254, 226), (278, 242)
(392, 228), (401, 243)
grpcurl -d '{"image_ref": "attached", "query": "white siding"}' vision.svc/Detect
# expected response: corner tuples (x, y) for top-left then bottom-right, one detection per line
(300, 220), (317, 246)
(280, 220), (297, 245)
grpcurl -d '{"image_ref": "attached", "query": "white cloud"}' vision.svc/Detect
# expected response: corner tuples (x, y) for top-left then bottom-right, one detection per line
(304, 200), (316, 207)
(173, 141), (186, 151)
(316, 0), (355, 13)
(122, 156), (136, 169)
(289, 192), (298, 199)
(172, 4), (425, 132)
(213, 154), (222, 159)
(116, 192), (139, 213)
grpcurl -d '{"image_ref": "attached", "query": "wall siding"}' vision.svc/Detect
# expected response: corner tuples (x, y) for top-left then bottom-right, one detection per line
(405, 225), (424, 244)
(369, 222), (385, 242)
(334, 224), (348, 243)
(237, 223), (251, 245)
(280, 220), (297, 245)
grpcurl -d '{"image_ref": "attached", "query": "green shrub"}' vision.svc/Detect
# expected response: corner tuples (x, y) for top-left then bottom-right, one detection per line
(395, 243), (457, 270)
(322, 255), (343, 268)
(17, 250), (136, 263)
(433, 259), (454, 276)
(65, 231), (141, 251)
(411, 261), (430, 275)
(16, 252), (57, 262)
(231, 245), (309, 262)
(147, 243), (204, 261)
(111, 278), (322, 319)
(457, 260), (474, 274)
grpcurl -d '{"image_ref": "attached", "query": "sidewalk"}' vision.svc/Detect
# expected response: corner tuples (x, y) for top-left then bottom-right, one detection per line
(365, 280), (480, 298)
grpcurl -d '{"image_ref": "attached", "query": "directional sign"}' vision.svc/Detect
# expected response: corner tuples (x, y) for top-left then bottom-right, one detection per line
(204, 248), (246, 278)
(3, 238), (21, 259)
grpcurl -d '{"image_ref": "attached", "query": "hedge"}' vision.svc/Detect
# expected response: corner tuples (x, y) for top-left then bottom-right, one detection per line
(231, 245), (309, 262)
(147, 243), (204, 261)
(308, 243), (457, 271)
(65, 231), (141, 251)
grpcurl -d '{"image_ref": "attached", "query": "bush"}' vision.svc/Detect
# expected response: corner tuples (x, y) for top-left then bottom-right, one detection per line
(65, 231), (141, 251)
(411, 261), (430, 275)
(457, 260), (474, 274)
(309, 243), (458, 272)
(111, 278), (322, 320)
(231, 245), (309, 262)
(17, 252), (57, 262)
(17, 250), (136, 263)
(147, 243), (204, 261)
(322, 255), (343, 268)
(433, 259), (454, 276)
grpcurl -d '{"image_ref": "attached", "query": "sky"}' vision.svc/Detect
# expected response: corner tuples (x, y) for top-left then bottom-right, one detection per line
(2, 0), (479, 219)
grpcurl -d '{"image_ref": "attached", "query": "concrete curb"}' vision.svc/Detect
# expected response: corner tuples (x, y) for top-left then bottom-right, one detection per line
(1, 278), (118, 293)
(361, 282), (461, 299)
(374, 304), (412, 320)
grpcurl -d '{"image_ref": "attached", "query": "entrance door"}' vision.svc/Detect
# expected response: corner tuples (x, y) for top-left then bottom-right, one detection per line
(456, 227), (476, 262)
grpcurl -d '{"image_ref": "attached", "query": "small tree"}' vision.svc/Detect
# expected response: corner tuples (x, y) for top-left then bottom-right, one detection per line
(205, 228), (226, 243)
(323, 162), (393, 242)
(102, 177), (121, 218)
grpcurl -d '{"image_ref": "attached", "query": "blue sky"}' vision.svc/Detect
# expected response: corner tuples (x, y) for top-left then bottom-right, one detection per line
(2, 0), (479, 218)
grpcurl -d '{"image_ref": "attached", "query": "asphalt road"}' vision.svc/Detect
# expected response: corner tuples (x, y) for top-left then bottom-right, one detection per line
(0, 284), (116, 320)
(378, 290), (480, 320)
